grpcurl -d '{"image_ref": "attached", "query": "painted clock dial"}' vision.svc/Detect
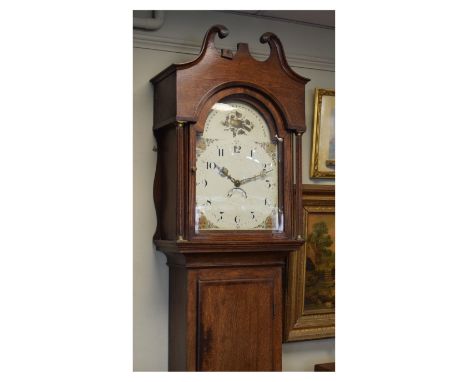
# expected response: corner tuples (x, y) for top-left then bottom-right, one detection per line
(195, 100), (282, 231)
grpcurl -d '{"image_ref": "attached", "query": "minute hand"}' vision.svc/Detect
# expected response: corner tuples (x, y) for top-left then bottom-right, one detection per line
(239, 169), (273, 185)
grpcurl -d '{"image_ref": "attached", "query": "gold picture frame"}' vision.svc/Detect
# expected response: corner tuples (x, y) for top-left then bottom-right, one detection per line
(284, 185), (335, 341)
(310, 88), (335, 178)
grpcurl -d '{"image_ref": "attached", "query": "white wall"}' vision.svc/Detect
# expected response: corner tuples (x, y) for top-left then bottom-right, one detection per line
(133, 10), (335, 371)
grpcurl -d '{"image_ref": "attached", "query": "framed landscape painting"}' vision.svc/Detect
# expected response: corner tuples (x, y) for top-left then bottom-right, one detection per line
(284, 185), (335, 341)
(310, 88), (335, 178)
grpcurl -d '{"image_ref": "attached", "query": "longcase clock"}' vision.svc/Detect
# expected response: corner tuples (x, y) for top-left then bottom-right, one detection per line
(150, 25), (309, 371)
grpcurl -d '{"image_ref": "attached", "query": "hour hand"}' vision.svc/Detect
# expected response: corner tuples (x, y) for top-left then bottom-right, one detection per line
(213, 163), (239, 186)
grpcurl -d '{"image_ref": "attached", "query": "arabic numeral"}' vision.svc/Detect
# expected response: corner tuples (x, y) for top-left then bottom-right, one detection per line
(196, 179), (208, 188)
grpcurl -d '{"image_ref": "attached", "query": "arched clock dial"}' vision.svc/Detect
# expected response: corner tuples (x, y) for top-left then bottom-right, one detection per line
(195, 101), (282, 231)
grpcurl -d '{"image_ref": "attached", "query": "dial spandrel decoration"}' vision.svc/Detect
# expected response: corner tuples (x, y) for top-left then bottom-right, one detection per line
(195, 101), (282, 231)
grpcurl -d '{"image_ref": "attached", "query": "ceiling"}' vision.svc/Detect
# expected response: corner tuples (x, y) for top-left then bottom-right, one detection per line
(224, 10), (335, 29)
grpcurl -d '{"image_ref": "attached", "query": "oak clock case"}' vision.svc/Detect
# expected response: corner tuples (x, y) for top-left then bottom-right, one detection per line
(150, 25), (309, 371)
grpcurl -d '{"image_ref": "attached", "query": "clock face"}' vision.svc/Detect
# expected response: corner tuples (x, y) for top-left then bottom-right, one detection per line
(195, 101), (282, 231)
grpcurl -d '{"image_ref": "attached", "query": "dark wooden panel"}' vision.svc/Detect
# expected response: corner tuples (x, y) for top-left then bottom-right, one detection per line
(152, 71), (177, 129)
(195, 267), (282, 371)
(165, 254), (286, 371)
(168, 266), (187, 371)
(315, 362), (335, 372)
(156, 239), (303, 254)
(153, 126), (178, 240)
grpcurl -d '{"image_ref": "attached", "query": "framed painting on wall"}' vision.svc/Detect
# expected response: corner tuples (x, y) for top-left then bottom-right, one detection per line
(310, 88), (335, 178)
(284, 185), (335, 341)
